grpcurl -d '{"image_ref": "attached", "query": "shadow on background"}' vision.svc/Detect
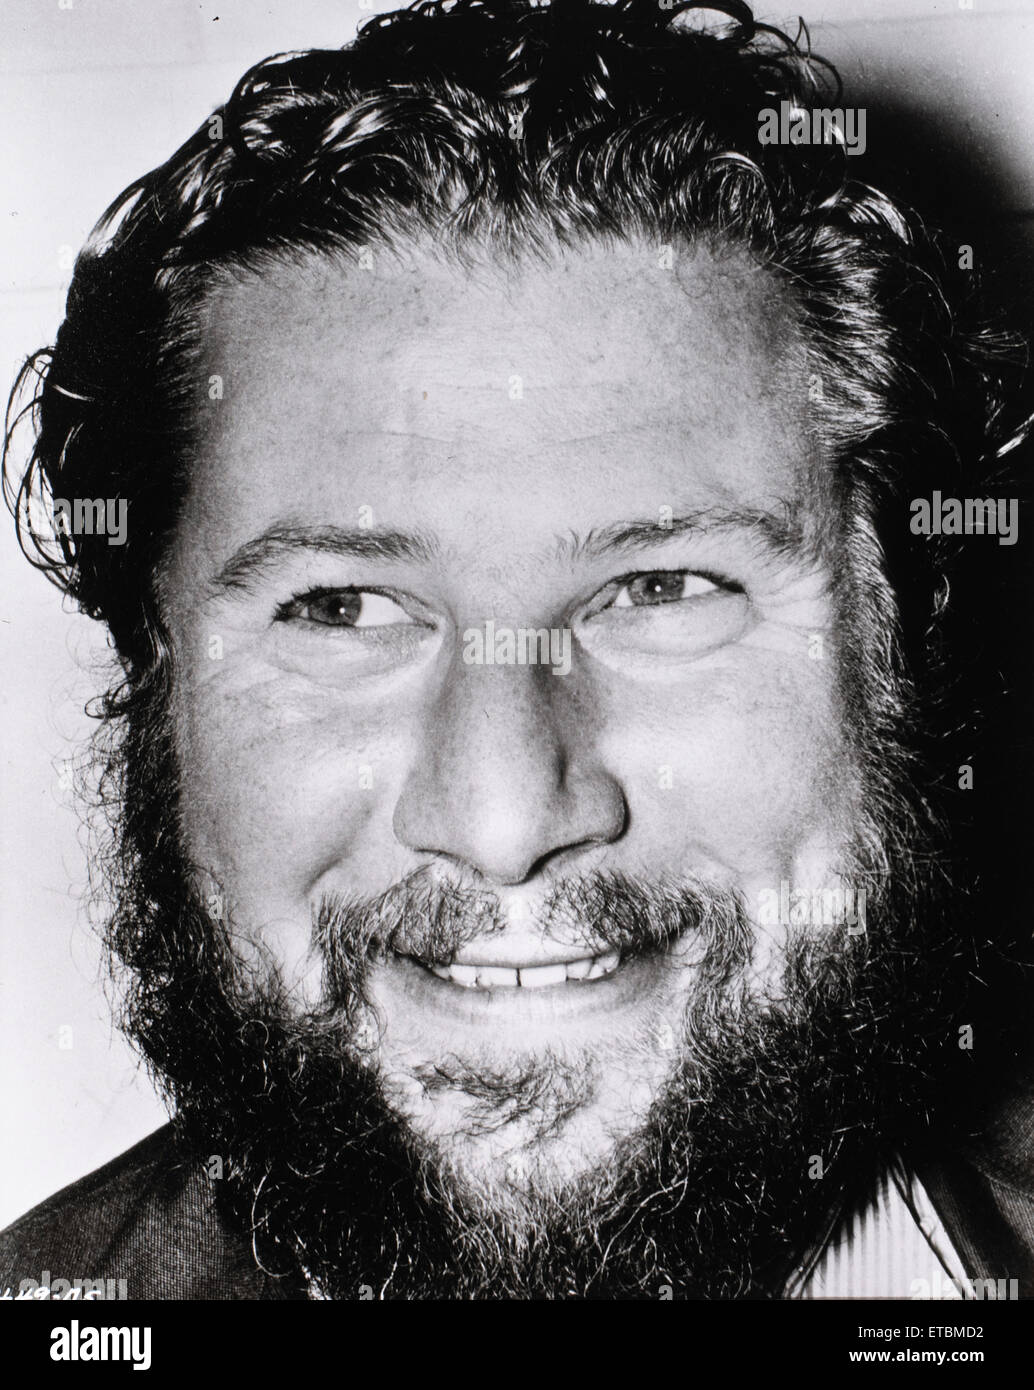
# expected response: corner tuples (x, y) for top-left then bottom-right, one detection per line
(861, 94), (1034, 1136)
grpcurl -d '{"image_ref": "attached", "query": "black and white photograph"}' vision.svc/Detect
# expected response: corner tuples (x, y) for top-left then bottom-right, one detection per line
(2, 0), (1033, 1348)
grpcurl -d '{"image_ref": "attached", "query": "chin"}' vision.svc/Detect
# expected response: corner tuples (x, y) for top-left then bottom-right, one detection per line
(376, 1041), (671, 1217)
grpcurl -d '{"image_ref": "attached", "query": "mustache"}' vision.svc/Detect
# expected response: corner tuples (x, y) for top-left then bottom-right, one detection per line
(312, 868), (751, 976)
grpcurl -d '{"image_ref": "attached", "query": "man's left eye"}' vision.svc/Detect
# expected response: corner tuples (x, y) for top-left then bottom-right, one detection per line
(280, 589), (415, 628)
(610, 571), (720, 608)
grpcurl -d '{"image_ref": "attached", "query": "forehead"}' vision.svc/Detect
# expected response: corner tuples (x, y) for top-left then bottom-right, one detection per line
(185, 237), (819, 564)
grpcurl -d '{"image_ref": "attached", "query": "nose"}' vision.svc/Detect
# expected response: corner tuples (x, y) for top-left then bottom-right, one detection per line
(392, 650), (626, 885)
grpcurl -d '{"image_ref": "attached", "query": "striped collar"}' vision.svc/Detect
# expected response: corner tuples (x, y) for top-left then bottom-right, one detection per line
(788, 1156), (977, 1300)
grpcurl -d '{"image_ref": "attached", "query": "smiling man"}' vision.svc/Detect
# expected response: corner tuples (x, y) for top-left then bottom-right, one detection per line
(2, 0), (1031, 1300)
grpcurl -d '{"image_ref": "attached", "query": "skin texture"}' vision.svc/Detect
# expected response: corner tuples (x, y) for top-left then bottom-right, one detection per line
(161, 237), (863, 1195)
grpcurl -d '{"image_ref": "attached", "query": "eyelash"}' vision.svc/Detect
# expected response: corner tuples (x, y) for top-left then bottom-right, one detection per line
(273, 586), (403, 624)
(274, 570), (743, 626)
(608, 567), (741, 594)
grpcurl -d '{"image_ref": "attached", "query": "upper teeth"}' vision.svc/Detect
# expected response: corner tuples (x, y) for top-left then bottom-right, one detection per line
(429, 950), (620, 989)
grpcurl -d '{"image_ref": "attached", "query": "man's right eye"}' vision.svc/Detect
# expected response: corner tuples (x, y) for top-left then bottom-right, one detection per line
(275, 588), (416, 629)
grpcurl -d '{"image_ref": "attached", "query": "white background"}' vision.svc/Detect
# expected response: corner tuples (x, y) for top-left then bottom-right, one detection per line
(2, 0), (1033, 1227)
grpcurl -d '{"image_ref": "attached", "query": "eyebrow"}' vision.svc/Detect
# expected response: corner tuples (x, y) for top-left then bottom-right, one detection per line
(555, 505), (804, 564)
(209, 523), (439, 594)
(207, 504), (805, 596)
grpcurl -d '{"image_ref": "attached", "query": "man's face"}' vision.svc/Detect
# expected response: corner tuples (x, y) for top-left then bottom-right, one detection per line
(162, 238), (862, 1209)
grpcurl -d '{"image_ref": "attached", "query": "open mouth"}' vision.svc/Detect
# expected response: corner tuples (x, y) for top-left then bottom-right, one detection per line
(419, 949), (622, 990)
(375, 944), (678, 1038)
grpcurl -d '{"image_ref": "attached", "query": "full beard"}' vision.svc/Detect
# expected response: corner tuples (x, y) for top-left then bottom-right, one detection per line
(92, 673), (969, 1300)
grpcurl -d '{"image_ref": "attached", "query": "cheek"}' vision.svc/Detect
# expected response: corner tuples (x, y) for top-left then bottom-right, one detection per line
(171, 660), (417, 917)
(597, 662), (856, 876)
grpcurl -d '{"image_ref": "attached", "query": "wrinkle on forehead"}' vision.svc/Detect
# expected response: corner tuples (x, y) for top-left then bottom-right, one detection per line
(199, 233), (800, 404)
(178, 233), (831, 584)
